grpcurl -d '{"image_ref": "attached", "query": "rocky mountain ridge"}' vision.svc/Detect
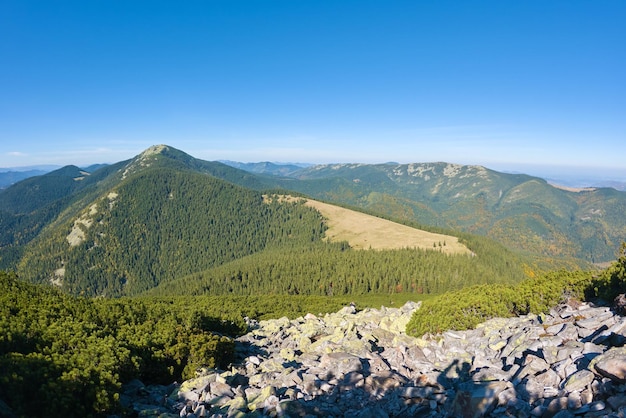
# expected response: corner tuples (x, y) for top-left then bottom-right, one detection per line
(122, 299), (626, 417)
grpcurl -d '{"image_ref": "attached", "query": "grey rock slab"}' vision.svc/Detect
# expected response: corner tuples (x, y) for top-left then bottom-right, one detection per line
(606, 393), (626, 410)
(561, 369), (595, 392)
(590, 346), (626, 383)
(450, 381), (510, 418)
(318, 352), (363, 376)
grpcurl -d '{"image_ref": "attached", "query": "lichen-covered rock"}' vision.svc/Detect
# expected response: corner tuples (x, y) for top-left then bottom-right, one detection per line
(590, 346), (626, 383)
(163, 300), (626, 417)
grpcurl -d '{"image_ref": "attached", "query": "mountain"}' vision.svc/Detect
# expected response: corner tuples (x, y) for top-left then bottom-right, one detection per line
(0, 165), (94, 214)
(220, 160), (312, 177)
(2, 144), (624, 298)
(5, 146), (328, 296)
(0, 169), (50, 189)
(0, 145), (531, 298)
(0, 164), (120, 268)
(267, 162), (626, 264)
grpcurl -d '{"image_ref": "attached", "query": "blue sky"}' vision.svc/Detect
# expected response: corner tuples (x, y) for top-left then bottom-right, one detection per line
(1, 1), (625, 179)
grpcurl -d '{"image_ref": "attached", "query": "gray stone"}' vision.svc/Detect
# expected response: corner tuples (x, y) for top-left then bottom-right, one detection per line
(590, 346), (626, 383)
(535, 369), (561, 390)
(352, 406), (390, 418)
(364, 371), (405, 396)
(398, 386), (441, 399)
(210, 381), (235, 398)
(521, 354), (550, 376)
(607, 393), (626, 410)
(566, 391), (582, 410)
(562, 369), (594, 392)
(276, 399), (307, 417)
(318, 352), (363, 377)
(450, 381), (509, 418)
(551, 410), (574, 418)
(164, 300), (626, 417)
(543, 396), (569, 417)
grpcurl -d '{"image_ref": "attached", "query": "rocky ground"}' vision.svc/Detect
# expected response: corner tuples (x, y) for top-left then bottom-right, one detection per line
(122, 299), (626, 417)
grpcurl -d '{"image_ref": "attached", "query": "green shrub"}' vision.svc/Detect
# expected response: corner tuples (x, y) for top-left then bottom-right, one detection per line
(181, 334), (234, 380)
(514, 270), (593, 314)
(0, 272), (236, 417)
(406, 284), (517, 336)
(406, 270), (594, 337)
(591, 243), (626, 301)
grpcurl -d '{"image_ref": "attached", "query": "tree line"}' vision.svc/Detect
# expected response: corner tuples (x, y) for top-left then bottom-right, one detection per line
(149, 236), (528, 298)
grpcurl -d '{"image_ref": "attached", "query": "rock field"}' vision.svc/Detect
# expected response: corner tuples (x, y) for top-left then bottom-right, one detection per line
(122, 299), (626, 417)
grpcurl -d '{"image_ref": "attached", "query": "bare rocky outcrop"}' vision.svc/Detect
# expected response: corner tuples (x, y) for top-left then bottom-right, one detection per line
(128, 300), (626, 417)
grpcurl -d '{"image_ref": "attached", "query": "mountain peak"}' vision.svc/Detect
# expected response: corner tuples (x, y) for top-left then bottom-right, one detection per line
(120, 145), (192, 179)
(140, 144), (170, 157)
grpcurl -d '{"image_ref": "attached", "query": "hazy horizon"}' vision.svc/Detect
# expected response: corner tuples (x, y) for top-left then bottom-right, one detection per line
(2, 146), (626, 190)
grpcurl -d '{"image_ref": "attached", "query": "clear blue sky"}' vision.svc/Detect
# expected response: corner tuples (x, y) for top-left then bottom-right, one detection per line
(1, 1), (624, 178)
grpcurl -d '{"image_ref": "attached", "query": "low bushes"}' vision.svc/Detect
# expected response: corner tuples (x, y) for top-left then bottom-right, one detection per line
(407, 244), (626, 337)
(0, 272), (237, 416)
(406, 270), (595, 337)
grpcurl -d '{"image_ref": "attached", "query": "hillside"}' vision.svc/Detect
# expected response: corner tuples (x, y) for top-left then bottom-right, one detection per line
(9, 145), (493, 298)
(299, 197), (470, 254)
(3, 144), (621, 298)
(13, 167), (326, 296)
(267, 162), (626, 265)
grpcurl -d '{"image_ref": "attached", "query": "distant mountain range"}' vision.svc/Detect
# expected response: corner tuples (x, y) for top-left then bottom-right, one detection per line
(0, 169), (50, 189)
(1, 145), (624, 297)
(220, 162), (626, 192)
(0, 164), (107, 189)
(218, 160), (313, 177)
(3, 161), (625, 191)
(272, 162), (626, 264)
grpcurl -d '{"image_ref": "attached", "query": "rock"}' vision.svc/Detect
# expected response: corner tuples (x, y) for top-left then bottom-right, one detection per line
(165, 299), (626, 418)
(276, 399), (307, 417)
(590, 346), (626, 383)
(318, 352), (362, 376)
(450, 381), (510, 418)
(607, 393), (626, 410)
(247, 385), (276, 411)
(209, 381), (234, 398)
(352, 405), (390, 418)
(259, 358), (287, 373)
(364, 371), (405, 396)
(561, 369), (594, 392)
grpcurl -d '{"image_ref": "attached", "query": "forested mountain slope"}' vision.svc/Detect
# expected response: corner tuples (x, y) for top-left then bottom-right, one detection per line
(1, 145), (529, 298)
(148, 238), (527, 298)
(0, 163), (126, 268)
(13, 167), (326, 296)
(0, 169), (49, 189)
(271, 162), (626, 264)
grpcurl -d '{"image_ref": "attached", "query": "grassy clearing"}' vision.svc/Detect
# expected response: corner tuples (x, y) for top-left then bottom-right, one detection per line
(303, 199), (472, 255)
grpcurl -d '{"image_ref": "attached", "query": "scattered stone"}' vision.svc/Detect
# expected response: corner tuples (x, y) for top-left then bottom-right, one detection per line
(120, 299), (626, 417)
